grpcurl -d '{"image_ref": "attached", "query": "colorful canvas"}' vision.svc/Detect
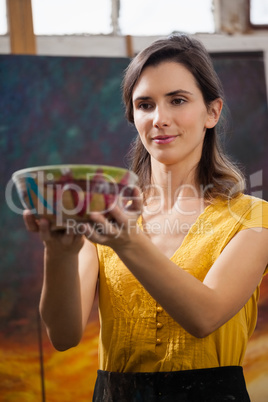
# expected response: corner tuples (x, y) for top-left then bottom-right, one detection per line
(0, 51), (267, 401)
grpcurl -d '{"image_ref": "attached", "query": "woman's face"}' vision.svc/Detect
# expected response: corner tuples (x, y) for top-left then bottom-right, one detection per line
(132, 61), (220, 169)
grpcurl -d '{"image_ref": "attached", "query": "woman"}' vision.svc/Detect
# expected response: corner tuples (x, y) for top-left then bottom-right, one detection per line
(24, 34), (268, 401)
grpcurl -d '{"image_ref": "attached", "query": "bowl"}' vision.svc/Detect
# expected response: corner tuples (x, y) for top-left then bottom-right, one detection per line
(12, 164), (138, 230)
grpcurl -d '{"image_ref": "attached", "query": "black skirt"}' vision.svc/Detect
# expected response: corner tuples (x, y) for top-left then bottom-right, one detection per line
(93, 366), (250, 402)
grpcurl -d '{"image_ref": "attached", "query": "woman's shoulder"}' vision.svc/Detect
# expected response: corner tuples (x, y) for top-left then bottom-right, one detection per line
(213, 193), (267, 210)
(211, 193), (268, 229)
(233, 193), (267, 205)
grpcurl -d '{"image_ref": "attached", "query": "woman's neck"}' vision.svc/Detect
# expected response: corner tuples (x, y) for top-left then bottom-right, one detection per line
(145, 161), (203, 212)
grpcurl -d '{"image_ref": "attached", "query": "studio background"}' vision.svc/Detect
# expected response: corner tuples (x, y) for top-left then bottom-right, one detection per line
(0, 51), (267, 401)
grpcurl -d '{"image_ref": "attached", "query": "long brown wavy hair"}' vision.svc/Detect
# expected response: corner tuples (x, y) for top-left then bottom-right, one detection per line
(122, 34), (245, 201)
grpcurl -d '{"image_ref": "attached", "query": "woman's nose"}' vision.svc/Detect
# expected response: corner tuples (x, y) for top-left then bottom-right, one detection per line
(153, 106), (171, 128)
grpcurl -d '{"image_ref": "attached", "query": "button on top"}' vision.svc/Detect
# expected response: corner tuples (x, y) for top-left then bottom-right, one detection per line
(156, 322), (163, 329)
(156, 306), (163, 313)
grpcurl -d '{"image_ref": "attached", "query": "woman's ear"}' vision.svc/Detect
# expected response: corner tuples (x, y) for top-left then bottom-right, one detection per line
(205, 98), (223, 129)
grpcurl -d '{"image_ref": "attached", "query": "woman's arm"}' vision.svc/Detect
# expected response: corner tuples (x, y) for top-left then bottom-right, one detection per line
(24, 211), (99, 351)
(86, 206), (268, 338)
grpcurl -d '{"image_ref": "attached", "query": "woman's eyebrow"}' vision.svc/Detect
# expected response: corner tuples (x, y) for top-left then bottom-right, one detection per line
(133, 95), (151, 103)
(133, 89), (193, 103)
(165, 89), (193, 97)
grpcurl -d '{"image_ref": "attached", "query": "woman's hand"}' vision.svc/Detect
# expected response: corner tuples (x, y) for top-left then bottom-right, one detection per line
(23, 210), (84, 255)
(84, 186), (143, 249)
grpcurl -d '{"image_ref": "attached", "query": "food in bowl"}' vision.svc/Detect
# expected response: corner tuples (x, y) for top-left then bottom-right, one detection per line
(12, 164), (138, 230)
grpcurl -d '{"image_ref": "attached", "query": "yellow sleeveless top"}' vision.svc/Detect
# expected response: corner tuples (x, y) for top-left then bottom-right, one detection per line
(96, 194), (268, 372)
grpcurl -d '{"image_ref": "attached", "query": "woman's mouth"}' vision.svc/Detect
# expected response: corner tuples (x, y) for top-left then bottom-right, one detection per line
(152, 135), (178, 144)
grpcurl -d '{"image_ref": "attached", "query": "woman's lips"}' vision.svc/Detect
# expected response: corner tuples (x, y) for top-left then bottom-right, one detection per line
(152, 135), (178, 144)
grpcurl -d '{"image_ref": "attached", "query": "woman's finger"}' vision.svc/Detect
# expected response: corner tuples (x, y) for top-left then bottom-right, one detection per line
(23, 209), (39, 232)
(38, 218), (52, 242)
(125, 186), (143, 213)
(84, 213), (118, 241)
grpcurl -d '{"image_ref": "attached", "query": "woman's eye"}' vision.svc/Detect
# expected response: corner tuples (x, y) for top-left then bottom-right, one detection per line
(172, 98), (185, 105)
(138, 103), (152, 110)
